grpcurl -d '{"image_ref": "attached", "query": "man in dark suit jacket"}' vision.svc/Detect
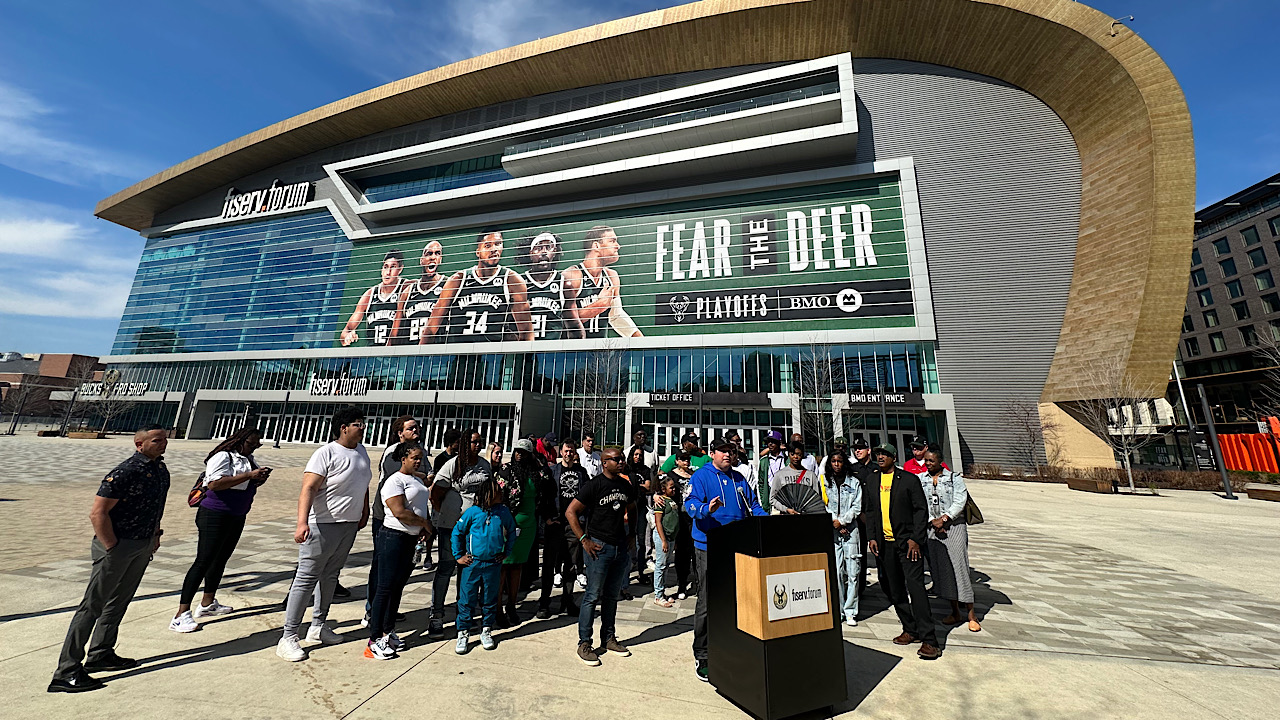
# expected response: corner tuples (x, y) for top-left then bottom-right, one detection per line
(866, 443), (940, 659)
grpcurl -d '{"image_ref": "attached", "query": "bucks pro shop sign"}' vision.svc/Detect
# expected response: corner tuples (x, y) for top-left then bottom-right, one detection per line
(766, 568), (830, 622)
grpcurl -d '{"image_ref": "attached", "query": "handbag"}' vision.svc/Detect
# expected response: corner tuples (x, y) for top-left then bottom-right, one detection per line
(962, 492), (984, 525)
(187, 471), (208, 508)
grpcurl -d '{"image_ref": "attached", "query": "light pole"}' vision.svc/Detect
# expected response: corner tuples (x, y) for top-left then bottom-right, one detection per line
(1197, 383), (1236, 500)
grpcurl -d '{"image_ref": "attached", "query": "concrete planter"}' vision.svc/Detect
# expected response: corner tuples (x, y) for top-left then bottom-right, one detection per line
(1066, 477), (1115, 494)
(67, 431), (107, 440)
(1244, 483), (1280, 502)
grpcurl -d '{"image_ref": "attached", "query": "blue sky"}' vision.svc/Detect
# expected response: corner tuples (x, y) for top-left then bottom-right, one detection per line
(0, 0), (1276, 356)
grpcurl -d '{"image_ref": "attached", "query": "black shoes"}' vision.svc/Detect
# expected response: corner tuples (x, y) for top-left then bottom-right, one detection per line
(393, 612), (406, 623)
(427, 616), (445, 639)
(47, 669), (104, 693)
(535, 607), (551, 620)
(333, 583), (352, 599)
(506, 607), (521, 626)
(695, 659), (710, 682)
(84, 651), (138, 672)
(561, 601), (580, 617)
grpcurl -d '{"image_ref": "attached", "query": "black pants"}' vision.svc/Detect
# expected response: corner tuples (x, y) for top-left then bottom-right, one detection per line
(431, 526), (457, 616)
(520, 520), (542, 591)
(538, 521), (579, 608)
(855, 518), (869, 600)
(877, 539), (937, 645)
(692, 547), (710, 661)
(180, 508), (246, 605)
(369, 527), (416, 639)
(675, 510), (694, 593)
(364, 517), (383, 614)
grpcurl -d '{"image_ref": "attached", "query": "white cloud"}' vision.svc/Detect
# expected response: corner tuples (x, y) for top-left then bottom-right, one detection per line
(0, 80), (153, 187)
(0, 197), (141, 319)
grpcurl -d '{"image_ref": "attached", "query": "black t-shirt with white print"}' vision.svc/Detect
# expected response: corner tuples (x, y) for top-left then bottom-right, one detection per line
(575, 472), (637, 547)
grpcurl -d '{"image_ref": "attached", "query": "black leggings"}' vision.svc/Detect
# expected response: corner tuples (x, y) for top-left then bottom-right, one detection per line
(180, 508), (246, 605)
(675, 510), (694, 593)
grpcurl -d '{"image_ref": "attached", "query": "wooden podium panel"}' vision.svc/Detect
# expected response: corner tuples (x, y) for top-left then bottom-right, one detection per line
(735, 552), (832, 640)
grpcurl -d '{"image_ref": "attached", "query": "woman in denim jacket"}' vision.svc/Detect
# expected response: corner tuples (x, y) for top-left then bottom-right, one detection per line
(918, 444), (980, 632)
(821, 450), (862, 626)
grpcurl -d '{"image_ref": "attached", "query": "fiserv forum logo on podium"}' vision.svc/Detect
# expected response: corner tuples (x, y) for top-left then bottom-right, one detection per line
(766, 569), (829, 622)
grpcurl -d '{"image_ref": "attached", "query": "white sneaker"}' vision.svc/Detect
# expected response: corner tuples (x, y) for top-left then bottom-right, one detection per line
(845, 615), (858, 627)
(387, 631), (405, 650)
(364, 637), (396, 660)
(455, 632), (470, 655)
(276, 634), (306, 662)
(193, 599), (233, 619)
(553, 572), (563, 588)
(306, 623), (343, 644)
(169, 611), (198, 633)
(576, 574), (587, 590)
(359, 613), (370, 628)
(479, 627), (496, 651)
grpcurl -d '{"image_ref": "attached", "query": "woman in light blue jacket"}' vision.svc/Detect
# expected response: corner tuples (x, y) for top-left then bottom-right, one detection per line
(918, 445), (980, 632)
(821, 450), (862, 626)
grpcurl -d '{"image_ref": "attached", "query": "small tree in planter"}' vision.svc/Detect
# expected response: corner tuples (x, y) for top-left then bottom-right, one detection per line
(1067, 355), (1168, 494)
(1000, 398), (1062, 476)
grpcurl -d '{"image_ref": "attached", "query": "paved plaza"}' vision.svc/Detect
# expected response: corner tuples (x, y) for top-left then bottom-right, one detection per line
(2, 434), (1279, 718)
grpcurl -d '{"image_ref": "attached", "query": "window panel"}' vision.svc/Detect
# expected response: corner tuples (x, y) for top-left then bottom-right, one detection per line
(1209, 332), (1226, 352)
(1191, 247), (1202, 266)
(1256, 270), (1275, 291)
(1191, 268), (1207, 286)
(1197, 288), (1214, 307)
(1220, 258), (1237, 278)
(1202, 309), (1219, 327)
(1240, 325), (1257, 347)
(1232, 300), (1251, 321)
(1242, 226), (1261, 246)
(1227, 280), (1244, 299)
(1184, 338), (1200, 356)
(1263, 294), (1280, 314)
(1213, 238), (1230, 256)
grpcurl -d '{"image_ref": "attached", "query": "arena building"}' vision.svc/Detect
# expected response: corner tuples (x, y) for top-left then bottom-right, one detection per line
(93, 0), (1194, 467)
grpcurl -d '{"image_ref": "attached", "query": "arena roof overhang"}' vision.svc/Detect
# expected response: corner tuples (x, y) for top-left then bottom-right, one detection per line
(94, 0), (1194, 403)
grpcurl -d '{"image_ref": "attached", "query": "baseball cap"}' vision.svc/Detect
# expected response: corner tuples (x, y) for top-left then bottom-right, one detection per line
(852, 437), (869, 450)
(833, 436), (848, 446)
(542, 431), (558, 444)
(909, 435), (927, 449)
(681, 432), (700, 445)
(874, 443), (898, 459)
(514, 438), (534, 453)
(765, 430), (783, 443)
(708, 435), (735, 452)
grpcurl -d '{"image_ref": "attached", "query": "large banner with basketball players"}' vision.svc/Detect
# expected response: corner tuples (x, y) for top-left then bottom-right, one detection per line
(335, 175), (915, 347)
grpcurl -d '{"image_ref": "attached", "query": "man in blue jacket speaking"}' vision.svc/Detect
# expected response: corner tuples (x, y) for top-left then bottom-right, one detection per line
(685, 435), (768, 682)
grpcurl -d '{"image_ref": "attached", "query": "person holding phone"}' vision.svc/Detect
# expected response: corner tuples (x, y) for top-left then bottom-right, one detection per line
(684, 435), (767, 682)
(171, 427), (269, 633)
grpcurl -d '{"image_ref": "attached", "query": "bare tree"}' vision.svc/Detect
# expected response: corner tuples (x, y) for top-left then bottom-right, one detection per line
(568, 340), (626, 445)
(55, 357), (102, 434)
(1250, 329), (1280, 419)
(1066, 354), (1168, 493)
(4, 380), (44, 435)
(999, 398), (1062, 475)
(794, 338), (836, 453)
(86, 376), (138, 433)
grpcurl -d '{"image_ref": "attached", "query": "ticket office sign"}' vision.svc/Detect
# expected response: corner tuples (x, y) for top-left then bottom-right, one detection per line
(338, 175), (913, 347)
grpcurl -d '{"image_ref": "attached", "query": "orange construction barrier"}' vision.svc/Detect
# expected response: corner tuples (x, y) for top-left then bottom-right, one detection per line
(1218, 433), (1280, 472)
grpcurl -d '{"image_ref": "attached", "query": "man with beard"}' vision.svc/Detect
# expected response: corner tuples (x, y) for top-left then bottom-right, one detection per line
(520, 232), (582, 340)
(563, 225), (641, 339)
(341, 251), (405, 347)
(422, 229), (533, 343)
(397, 240), (445, 345)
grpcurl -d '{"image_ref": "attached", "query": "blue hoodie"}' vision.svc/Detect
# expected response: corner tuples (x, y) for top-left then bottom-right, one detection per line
(452, 504), (516, 562)
(684, 462), (767, 551)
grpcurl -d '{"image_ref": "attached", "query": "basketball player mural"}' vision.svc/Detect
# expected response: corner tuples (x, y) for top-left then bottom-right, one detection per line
(562, 225), (642, 339)
(421, 229), (534, 343)
(396, 240), (445, 344)
(520, 232), (582, 340)
(341, 250), (405, 346)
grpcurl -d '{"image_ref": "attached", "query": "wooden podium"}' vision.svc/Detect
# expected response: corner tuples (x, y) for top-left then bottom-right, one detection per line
(706, 514), (847, 719)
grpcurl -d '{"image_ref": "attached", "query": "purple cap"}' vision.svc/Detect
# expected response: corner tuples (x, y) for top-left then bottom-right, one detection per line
(766, 430), (783, 443)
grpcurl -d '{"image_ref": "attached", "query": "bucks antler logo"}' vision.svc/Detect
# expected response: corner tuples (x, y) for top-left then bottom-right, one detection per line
(669, 295), (691, 323)
(772, 583), (788, 610)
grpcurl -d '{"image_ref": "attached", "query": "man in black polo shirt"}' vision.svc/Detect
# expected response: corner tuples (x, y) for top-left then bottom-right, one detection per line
(566, 447), (637, 666)
(537, 440), (588, 618)
(49, 425), (171, 693)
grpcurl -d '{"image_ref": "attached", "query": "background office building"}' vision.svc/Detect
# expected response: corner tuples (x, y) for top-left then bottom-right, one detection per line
(92, 0), (1193, 467)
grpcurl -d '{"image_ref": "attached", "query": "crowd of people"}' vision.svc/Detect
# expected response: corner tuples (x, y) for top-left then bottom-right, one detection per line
(47, 409), (979, 693)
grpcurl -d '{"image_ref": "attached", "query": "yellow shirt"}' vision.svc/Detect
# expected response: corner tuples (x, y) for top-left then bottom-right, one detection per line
(880, 472), (895, 541)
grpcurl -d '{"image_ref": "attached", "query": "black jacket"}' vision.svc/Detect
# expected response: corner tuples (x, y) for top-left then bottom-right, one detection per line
(864, 466), (929, 548)
(850, 459), (877, 515)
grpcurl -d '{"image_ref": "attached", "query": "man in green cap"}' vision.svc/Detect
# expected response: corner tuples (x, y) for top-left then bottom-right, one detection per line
(865, 442), (940, 660)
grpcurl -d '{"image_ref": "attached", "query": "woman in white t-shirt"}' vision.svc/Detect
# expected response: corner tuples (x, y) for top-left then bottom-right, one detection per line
(171, 427), (270, 634)
(366, 444), (433, 659)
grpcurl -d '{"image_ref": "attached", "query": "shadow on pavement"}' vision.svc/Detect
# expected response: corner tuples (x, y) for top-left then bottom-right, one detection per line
(788, 641), (901, 718)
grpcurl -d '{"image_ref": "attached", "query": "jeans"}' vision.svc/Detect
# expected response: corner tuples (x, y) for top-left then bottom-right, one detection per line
(692, 547), (709, 661)
(56, 536), (152, 679)
(651, 527), (673, 598)
(431, 526), (457, 616)
(834, 532), (861, 620)
(368, 527), (416, 639)
(538, 522), (578, 608)
(578, 538), (630, 645)
(282, 521), (359, 638)
(364, 517), (383, 614)
(180, 507), (246, 605)
(456, 559), (501, 632)
(878, 539), (937, 645)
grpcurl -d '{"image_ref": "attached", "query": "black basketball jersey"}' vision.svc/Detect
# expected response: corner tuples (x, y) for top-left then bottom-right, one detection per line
(446, 267), (513, 342)
(365, 280), (403, 346)
(523, 270), (565, 340)
(575, 263), (613, 339)
(402, 276), (445, 344)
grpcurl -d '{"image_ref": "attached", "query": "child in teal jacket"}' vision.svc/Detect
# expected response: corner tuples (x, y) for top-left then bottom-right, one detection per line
(451, 479), (515, 653)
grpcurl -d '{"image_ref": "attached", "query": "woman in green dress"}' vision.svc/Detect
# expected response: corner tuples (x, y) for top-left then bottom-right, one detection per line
(495, 439), (542, 626)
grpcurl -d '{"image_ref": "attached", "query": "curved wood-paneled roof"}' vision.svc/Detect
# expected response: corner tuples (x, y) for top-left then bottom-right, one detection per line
(94, 0), (1194, 401)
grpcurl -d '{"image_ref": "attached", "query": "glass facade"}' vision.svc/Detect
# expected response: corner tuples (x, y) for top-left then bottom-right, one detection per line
(106, 342), (938, 396)
(359, 154), (511, 203)
(112, 212), (351, 354)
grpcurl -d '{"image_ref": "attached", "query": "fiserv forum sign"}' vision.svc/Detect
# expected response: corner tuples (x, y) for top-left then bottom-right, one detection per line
(337, 176), (912, 347)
